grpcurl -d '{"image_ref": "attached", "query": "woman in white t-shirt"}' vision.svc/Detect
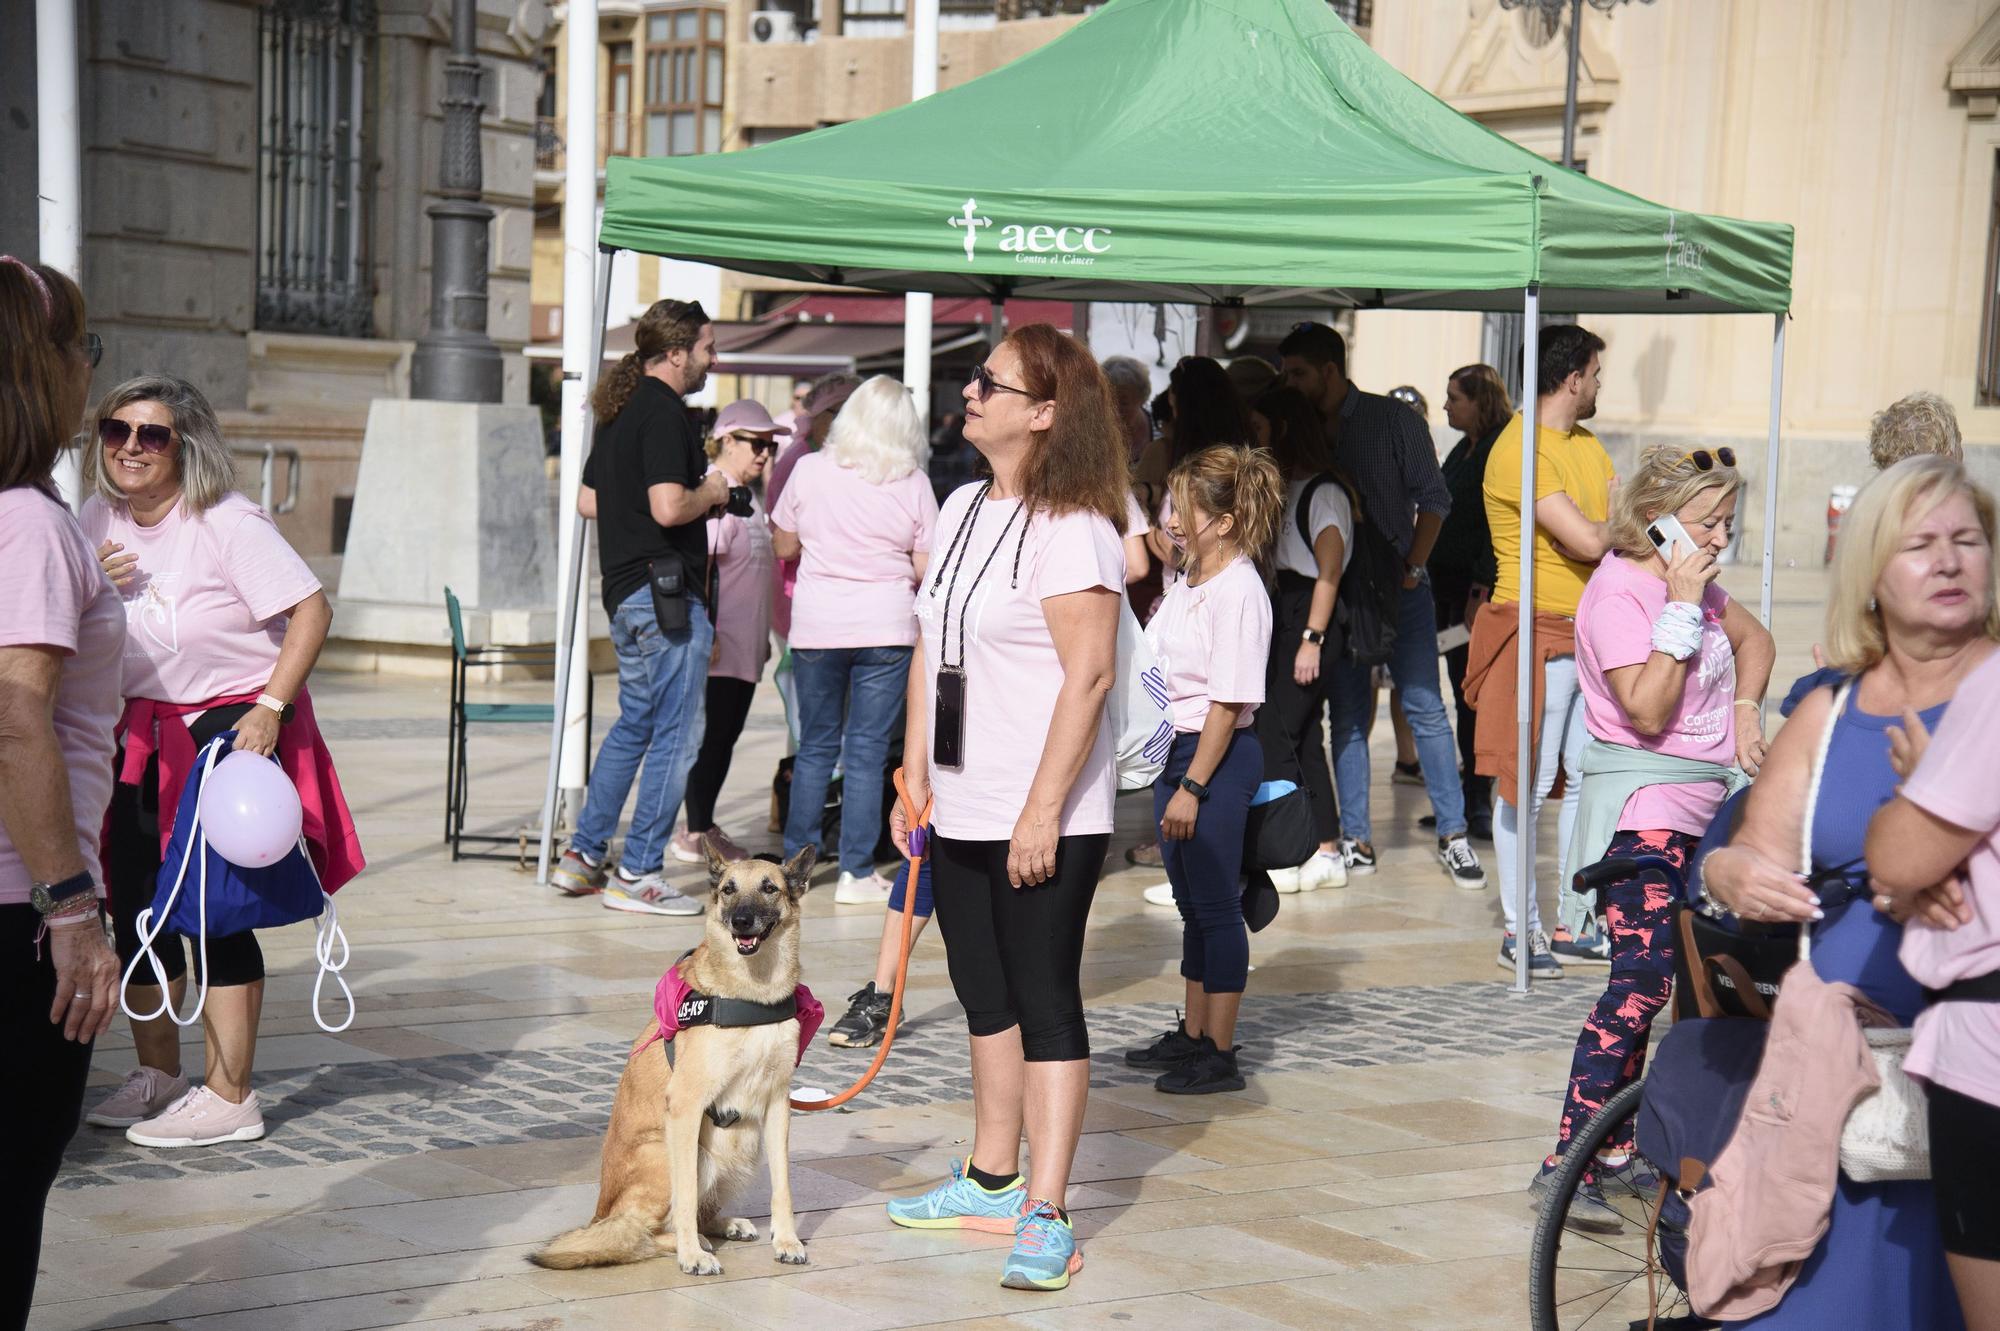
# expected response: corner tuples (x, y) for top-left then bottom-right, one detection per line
(79, 375), (362, 1151)
(1249, 387), (1353, 893)
(1125, 446), (1280, 1097)
(883, 326), (1128, 1293)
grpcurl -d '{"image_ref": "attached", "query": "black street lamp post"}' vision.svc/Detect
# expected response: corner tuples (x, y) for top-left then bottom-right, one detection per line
(1497, 0), (1657, 171)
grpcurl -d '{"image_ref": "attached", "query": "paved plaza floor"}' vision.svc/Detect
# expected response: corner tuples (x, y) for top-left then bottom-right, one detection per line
(33, 568), (1827, 1331)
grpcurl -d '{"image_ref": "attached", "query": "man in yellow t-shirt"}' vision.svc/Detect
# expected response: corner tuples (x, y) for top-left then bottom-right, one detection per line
(1479, 326), (1616, 977)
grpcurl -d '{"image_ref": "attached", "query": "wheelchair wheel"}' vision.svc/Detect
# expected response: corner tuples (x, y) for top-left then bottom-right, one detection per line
(1527, 1080), (1714, 1331)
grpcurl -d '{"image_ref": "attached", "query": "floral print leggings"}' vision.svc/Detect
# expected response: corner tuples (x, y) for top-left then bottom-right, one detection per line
(1551, 828), (1700, 1162)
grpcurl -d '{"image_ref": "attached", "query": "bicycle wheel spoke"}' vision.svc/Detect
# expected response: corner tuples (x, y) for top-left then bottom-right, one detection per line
(1555, 1274), (1643, 1309)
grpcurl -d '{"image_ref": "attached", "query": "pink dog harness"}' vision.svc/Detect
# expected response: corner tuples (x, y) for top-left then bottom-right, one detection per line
(637, 956), (823, 1067)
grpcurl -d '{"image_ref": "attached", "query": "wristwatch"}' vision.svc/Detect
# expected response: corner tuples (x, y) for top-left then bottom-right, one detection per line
(1178, 776), (1211, 802)
(1301, 627), (1326, 646)
(30, 870), (96, 918)
(256, 692), (296, 724)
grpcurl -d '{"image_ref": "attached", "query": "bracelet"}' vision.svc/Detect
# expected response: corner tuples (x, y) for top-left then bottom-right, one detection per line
(46, 904), (102, 928)
(1733, 699), (1761, 710)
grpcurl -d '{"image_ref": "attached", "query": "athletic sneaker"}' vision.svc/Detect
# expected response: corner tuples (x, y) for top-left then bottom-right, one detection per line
(1141, 881), (1176, 907)
(669, 827), (748, 864)
(1125, 1017), (1200, 1069)
(1551, 927), (1612, 968)
(887, 1157), (1026, 1234)
(551, 848), (608, 897)
(1392, 760), (1426, 787)
(1438, 835), (1486, 889)
(827, 982), (893, 1049)
(1002, 1199), (1082, 1291)
(834, 871), (894, 906)
(1595, 1151), (1664, 1200)
(1527, 1166), (1622, 1234)
(1154, 1038), (1245, 1095)
(1340, 838), (1377, 874)
(126, 1086), (265, 1148)
(602, 870), (703, 917)
(1268, 864), (1303, 894)
(1123, 841), (1163, 869)
(1498, 930), (1564, 978)
(1298, 848), (1348, 890)
(86, 1066), (190, 1128)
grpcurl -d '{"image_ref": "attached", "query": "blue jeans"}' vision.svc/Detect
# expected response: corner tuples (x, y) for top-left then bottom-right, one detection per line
(571, 585), (713, 875)
(1330, 580), (1467, 843)
(784, 645), (913, 878)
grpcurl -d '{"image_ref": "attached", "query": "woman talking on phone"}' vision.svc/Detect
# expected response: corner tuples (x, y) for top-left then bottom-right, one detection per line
(1529, 444), (1773, 1226)
(883, 325), (1128, 1294)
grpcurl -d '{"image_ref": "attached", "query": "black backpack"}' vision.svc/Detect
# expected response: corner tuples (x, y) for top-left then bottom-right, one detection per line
(1296, 473), (1400, 668)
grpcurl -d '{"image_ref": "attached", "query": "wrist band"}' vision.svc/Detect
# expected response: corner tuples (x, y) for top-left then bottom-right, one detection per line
(1651, 601), (1703, 661)
(46, 905), (101, 928)
(1733, 699), (1761, 710)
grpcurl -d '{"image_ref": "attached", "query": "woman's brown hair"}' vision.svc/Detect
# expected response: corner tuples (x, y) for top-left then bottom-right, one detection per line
(591, 298), (709, 423)
(1449, 363), (1513, 441)
(0, 259), (87, 491)
(1004, 323), (1128, 532)
(1168, 445), (1286, 576)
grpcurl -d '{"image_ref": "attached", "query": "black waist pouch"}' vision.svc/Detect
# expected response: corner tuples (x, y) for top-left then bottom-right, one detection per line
(649, 558), (688, 633)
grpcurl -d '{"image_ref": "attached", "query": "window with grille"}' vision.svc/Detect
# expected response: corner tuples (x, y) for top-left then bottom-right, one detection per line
(644, 7), (725, 156)
(256, 0), (375, 338)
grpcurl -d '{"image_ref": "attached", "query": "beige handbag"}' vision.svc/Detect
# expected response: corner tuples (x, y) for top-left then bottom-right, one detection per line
(1800, 681), (1931, 1183)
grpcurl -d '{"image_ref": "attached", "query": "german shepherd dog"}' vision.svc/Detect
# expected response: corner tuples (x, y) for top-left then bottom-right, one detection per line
(531, 845), (817, 1275)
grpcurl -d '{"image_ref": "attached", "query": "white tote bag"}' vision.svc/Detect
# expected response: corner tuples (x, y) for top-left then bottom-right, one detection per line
(1109, 597), (1173, 791)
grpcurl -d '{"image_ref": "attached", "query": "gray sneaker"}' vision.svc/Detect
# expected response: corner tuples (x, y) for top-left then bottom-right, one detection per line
(1498, 930), (1565, 978)
(602, 870), (703, 917)
(551, 848), (608, 897)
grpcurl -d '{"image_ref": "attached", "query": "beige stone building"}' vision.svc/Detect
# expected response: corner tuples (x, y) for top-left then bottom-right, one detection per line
(1351, 0), (2000, 566)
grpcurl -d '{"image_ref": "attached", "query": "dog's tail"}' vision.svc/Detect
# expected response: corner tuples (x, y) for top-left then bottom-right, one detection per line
(529, 1213), (659, 1269)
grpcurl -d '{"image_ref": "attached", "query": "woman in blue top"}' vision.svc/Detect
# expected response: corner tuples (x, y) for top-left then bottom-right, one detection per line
(1701, 455), (1999, 1329)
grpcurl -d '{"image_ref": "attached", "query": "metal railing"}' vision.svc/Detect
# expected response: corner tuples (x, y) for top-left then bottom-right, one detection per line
(234, 444), (302, 515)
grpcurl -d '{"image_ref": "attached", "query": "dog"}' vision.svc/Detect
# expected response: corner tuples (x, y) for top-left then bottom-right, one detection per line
(531, 844), (819, 1276)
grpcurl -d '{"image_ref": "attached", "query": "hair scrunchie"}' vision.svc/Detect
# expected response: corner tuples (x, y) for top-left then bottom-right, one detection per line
(1651, 600), (1704, 661)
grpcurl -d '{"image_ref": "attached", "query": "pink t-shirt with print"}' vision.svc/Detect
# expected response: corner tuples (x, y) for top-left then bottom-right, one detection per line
(0, 487), (124, 906)
(1900, 648), (2000, 1111)
(81, 492), (321, 705)
(1574, 550), (1736, 836)
(705, 466), (774, 683)
(915, 485), (1126, 841)
(770, 452), (938, 650)
(1146, 555), (1270, 733)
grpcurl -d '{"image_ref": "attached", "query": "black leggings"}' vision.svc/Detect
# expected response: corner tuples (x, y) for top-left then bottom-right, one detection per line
(930, 832), (1108, 1063)
(1258, 572), (1340, 843)
(107, 703), (266, 988)
(2, 904), (94, 1330)
(682, 676), (757, 833)
(1930, 1081), (2000, 1261)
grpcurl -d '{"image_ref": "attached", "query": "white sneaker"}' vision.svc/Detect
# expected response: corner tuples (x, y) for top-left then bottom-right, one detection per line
(1142, 881), (1177, 907)
(834, 871), (894, 906)
(1298, 850), (1348, 891)
(126, 1085), (265, 1148)
(1269, 865), (1304, 895)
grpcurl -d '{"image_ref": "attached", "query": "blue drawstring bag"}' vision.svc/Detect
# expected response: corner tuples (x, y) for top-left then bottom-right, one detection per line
(120, 732), (354, 1033)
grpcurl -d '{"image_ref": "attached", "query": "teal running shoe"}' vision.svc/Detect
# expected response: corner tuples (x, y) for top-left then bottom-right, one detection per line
(1001, 1199), (1082, 1291)
(886, 1157), (1025, 1234)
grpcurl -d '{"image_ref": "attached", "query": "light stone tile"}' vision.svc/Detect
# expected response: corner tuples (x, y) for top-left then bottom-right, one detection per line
(1004, 1290), (1296, 1331)
(1285, 1254), (1532, 1330)
(1307, 1192), (1541, 1263)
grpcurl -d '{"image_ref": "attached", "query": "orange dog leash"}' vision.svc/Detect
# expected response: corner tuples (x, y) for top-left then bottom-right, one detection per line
(789, 766), (930, 1112)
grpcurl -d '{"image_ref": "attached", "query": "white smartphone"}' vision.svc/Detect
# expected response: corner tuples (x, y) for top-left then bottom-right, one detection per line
(1646, 514), (1700, 562)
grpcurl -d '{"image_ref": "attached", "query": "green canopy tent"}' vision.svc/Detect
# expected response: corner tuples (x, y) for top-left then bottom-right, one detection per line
(540, 0), (1796, 992)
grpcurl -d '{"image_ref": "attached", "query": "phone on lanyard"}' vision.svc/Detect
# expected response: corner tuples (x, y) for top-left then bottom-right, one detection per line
(1645, 515), (1700, 562)
(934, 666), (967, 769)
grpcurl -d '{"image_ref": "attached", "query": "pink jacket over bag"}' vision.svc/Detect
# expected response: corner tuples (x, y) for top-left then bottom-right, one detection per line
(1684, 961), (1893, 1320)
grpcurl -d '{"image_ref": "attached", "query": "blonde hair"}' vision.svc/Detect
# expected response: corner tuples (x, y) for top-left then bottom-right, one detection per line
(1167, 445), (1285, 576)
(1607, 444), (1741, 562)
(85, 374), (237, 515)
(1868, 391), (1963, 470)
(1824, 456), (2000, 673)
(823, 375), (928, 485)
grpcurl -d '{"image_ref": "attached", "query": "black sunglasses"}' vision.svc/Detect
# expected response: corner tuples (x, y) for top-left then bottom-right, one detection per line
(969, 363), (1035, 403)
(98, 419), (175, 454)
(82, 332), (102, 368)
(742, 436), (780, 455)
(1681, 447), (1737, 472)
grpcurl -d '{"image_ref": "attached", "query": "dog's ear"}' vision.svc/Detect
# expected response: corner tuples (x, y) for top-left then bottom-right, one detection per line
(781, 844), (816, 900)
(704, 837), (732, 889)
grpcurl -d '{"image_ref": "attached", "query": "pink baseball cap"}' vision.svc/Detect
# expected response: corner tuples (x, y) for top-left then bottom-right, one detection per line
(713, 399), (792, 438)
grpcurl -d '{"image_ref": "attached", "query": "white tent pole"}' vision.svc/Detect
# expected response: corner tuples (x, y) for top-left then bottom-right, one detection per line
(901, 0), (939, 411)
(537, 248), (615, 885)
(1759, 313), (1786, 633)
(1513, 288), (1541, 994)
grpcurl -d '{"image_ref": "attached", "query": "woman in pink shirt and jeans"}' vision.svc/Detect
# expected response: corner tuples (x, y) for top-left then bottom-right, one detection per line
(770, 376), (938, 903)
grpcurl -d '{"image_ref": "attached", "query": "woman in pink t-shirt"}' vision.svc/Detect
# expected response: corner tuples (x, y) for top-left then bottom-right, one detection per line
(1535, 446), (1775, 1217)
(770, 377), (939, 904)
(0, 257), (123, 1322)
(1126, 446), (1279, 1098)
(668, 401), (785, 866)
(78, 374), (362, 1152)
(882, 326), (1129, 1291)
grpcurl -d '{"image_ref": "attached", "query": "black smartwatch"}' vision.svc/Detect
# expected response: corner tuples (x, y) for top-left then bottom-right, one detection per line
(30, 870), (96, 918)
(1178, 776), (1211, 802)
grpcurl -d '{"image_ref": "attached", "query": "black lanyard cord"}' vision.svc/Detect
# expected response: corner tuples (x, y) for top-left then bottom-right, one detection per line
(928, 479), (991, 598)
(940, 500), (1022, 671)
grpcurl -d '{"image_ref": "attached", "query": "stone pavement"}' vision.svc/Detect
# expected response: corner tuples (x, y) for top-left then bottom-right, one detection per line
(32, 567), (1825, 1331)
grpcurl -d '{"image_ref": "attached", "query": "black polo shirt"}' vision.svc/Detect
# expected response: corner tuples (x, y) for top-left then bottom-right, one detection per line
(584, 377), (707, 617)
